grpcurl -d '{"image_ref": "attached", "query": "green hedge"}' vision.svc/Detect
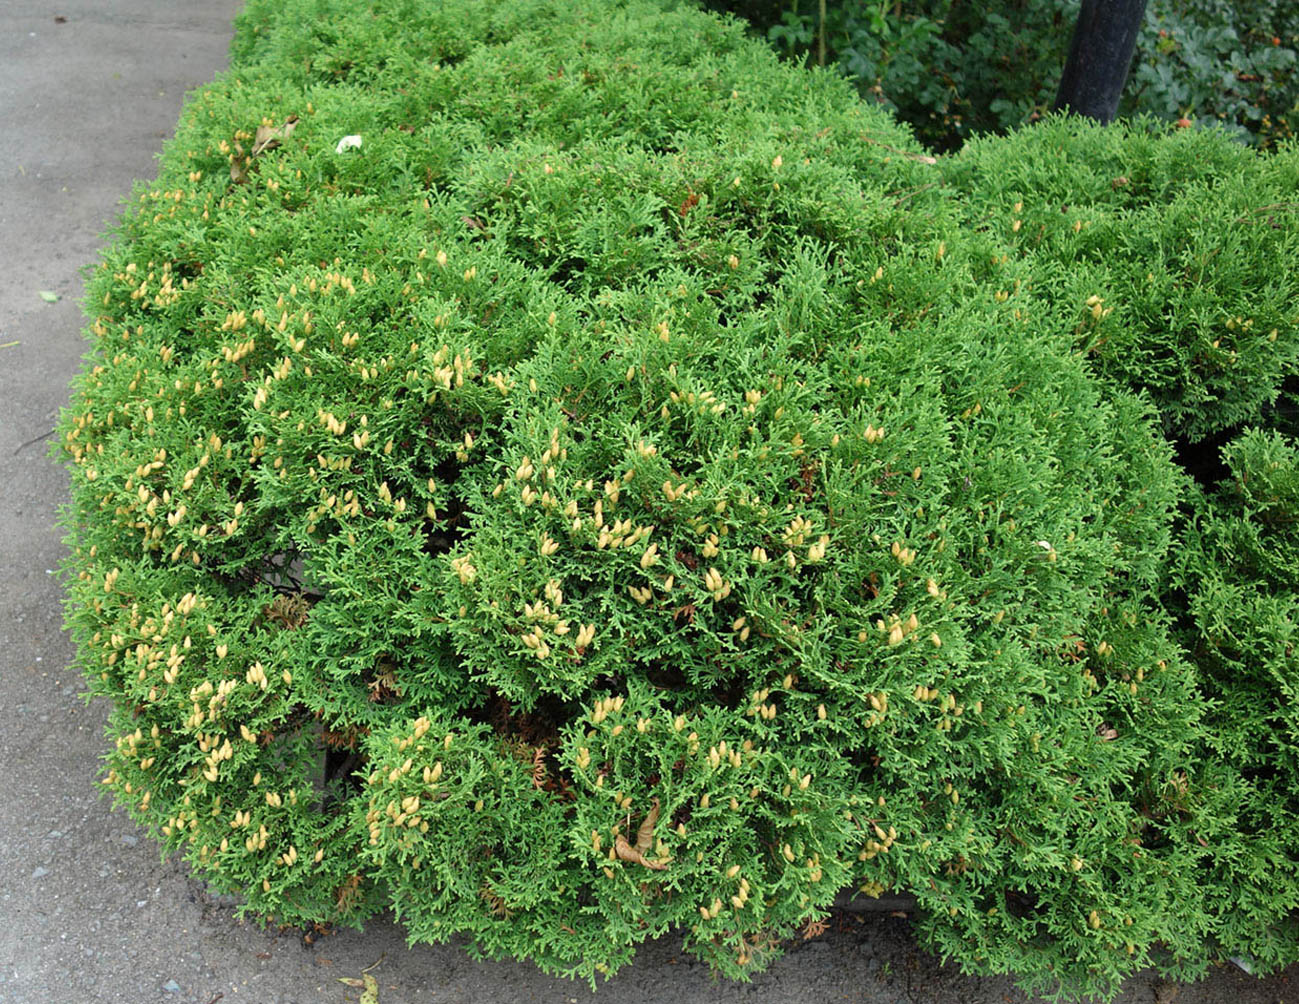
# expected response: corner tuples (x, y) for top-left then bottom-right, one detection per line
(58, 0), (1298, 997)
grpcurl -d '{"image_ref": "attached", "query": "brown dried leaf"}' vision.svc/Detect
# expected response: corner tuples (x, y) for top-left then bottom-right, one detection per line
(338, 975), (380, 1002)
(635, 797), (660, 854)
(1097, 723), (1118, 741)
(251, 127), (279, 157)
(614, 834), (667, 870)
(251, 115), (298, 157)
(614, 798), (667, 870)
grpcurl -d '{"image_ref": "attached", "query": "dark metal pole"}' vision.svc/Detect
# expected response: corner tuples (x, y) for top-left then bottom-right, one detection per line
(1052, 0), (1148, 124)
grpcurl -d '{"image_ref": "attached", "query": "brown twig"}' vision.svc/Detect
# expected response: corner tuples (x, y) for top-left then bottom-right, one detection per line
(859, 134), (938, 165)
(13, 428), (54, 455)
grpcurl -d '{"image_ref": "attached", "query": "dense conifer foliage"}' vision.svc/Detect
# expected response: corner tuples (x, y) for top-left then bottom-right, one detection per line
(58, 0), (1298, 996)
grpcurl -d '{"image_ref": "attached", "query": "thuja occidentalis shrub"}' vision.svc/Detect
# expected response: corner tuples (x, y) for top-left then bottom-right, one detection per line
(57, 0), (1298, 997)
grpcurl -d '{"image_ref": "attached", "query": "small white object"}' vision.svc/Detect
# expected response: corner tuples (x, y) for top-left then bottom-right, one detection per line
(1035, 540), (1052, 551)
(1229, 955), (1255, 975)
(335, 135), (362, 154)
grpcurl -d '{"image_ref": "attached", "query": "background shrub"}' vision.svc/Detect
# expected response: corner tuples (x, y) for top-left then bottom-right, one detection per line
(709, 0), (1299, 152)
(58, 0), (1298, 997)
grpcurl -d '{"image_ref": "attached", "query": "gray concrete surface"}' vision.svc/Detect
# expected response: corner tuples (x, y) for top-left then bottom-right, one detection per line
(0, 3), (1294, 1003)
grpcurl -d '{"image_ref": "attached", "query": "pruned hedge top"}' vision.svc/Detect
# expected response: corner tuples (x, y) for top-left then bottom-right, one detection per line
(58, 0), (1299, 997)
